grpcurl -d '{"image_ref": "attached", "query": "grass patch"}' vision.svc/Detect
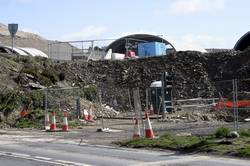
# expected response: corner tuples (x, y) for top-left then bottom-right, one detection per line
(15, 119), (40, 128)
(119, 127), (250, 158)
(215, 126), (230, 138)
(120, 134), (201, 150)
(239, 146), (250, 157)
(240, 129), (250, 137)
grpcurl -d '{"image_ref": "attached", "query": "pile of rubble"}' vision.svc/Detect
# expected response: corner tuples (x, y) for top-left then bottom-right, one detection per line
(58, 49), (250, 100)
(56, 51), (222, 99)
(57, 96), (119, 118)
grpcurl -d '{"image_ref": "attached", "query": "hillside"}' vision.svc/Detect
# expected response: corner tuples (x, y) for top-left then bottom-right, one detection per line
(1, 49), (250, 97)
(0, 23), (49, 54)
(1, 48), (250, 127)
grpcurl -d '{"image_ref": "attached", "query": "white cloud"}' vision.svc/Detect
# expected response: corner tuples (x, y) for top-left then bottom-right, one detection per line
(168, 33), (235, 51)
(60, 26), (107, 41)
(170, 0), (225, 14)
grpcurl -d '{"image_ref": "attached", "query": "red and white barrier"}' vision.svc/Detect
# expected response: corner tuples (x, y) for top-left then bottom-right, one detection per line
(50, 111), (56, 132)
(62, 111), (69, 132)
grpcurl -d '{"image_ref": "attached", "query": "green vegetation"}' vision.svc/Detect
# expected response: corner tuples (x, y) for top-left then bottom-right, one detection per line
(120, 134), (202, 150)
(215, 126), (230, 138)
(119, 127), (250, 158)
(239, 146), (250, 157)
(8, 55), (60, 87)
(0, 89), (45, 126)
(240, 129), (250, 137)
(83, 85), (97, 101)
(0, 90), (21, 117)
(15, 118), (39, 128)
(17, 64), (59, 86)
(15, 109), (44, 128)
(41, 68), (59, 84)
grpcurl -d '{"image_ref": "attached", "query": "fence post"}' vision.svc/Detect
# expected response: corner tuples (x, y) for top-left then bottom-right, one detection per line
(235, 79), (239, 132)
(161, 73), (166, 119)
(76, 98), (81, 119)
(133, 88), (144, 136)
(44, 88), (48, 130)
(98, 89), (104, 129)
(233, 79), (239, 132)
(146, 88), (149, 112)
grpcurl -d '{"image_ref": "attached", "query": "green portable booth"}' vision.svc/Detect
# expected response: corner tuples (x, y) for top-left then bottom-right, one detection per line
(150, 81), (172, 114)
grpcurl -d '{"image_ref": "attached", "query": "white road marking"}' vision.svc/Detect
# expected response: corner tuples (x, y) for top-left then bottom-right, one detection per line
(0, 150), (91, 166)
(10, 152), (31, 158)
(54, 159), (91, 166)
(131, 155), (211, 166)
(34, 156), (53, 160)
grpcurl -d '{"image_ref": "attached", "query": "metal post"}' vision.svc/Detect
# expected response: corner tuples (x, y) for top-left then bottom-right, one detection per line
(11, 36), (14, 53)
(76, 98), (80, 119)
(146, 89), (149, 112)
(155, 88), (158, 116)
(98, 89), (104, 129)
(235, 79), (239, 132)
(127, 88), (133, 119)
(161, 73), (166, 118)
(44, 89), (48, 130)
(233, 79), (237, 132)
(133, 88), (144, 136)
(125, 38), (129, 57)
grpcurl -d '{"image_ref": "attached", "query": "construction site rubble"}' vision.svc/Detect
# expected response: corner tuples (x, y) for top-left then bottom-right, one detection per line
(55, 50), (249, 100)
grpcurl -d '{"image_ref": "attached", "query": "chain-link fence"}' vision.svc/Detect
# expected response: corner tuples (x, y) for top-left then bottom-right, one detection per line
(94, 77), (250, 136)
(43, 87), (83, 121)
(34, 76), (250, 136)
(48, 39), (114, 61)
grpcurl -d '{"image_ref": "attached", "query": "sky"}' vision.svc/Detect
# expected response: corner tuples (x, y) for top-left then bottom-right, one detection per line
(1, 0), (250, 49)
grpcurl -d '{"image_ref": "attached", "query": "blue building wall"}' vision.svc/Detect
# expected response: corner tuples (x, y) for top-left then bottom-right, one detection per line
(138, 42), (166, 57)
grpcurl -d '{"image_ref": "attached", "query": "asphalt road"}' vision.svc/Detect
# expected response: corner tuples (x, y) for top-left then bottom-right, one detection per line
(0, 138), (249, 166)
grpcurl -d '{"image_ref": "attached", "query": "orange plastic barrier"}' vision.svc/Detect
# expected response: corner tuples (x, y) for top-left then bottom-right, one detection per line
(214, 100), (250, 110)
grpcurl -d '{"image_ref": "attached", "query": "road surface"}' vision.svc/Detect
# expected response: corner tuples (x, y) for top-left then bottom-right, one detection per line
(0, 132), (249, 166)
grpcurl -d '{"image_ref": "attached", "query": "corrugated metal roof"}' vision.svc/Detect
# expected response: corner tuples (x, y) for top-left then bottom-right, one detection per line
(19, 47), (48, 58)
(0, 45), (28, 55)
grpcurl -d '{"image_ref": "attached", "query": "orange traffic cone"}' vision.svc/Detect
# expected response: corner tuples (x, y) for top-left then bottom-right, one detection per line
(50, 111), (56, 132)
(133, 118), (141, 139)
(45, 112), (50, 130)
(145, 112), (154, 139)
(83, 109), (89, 121)
(62, 111), (69, 132)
